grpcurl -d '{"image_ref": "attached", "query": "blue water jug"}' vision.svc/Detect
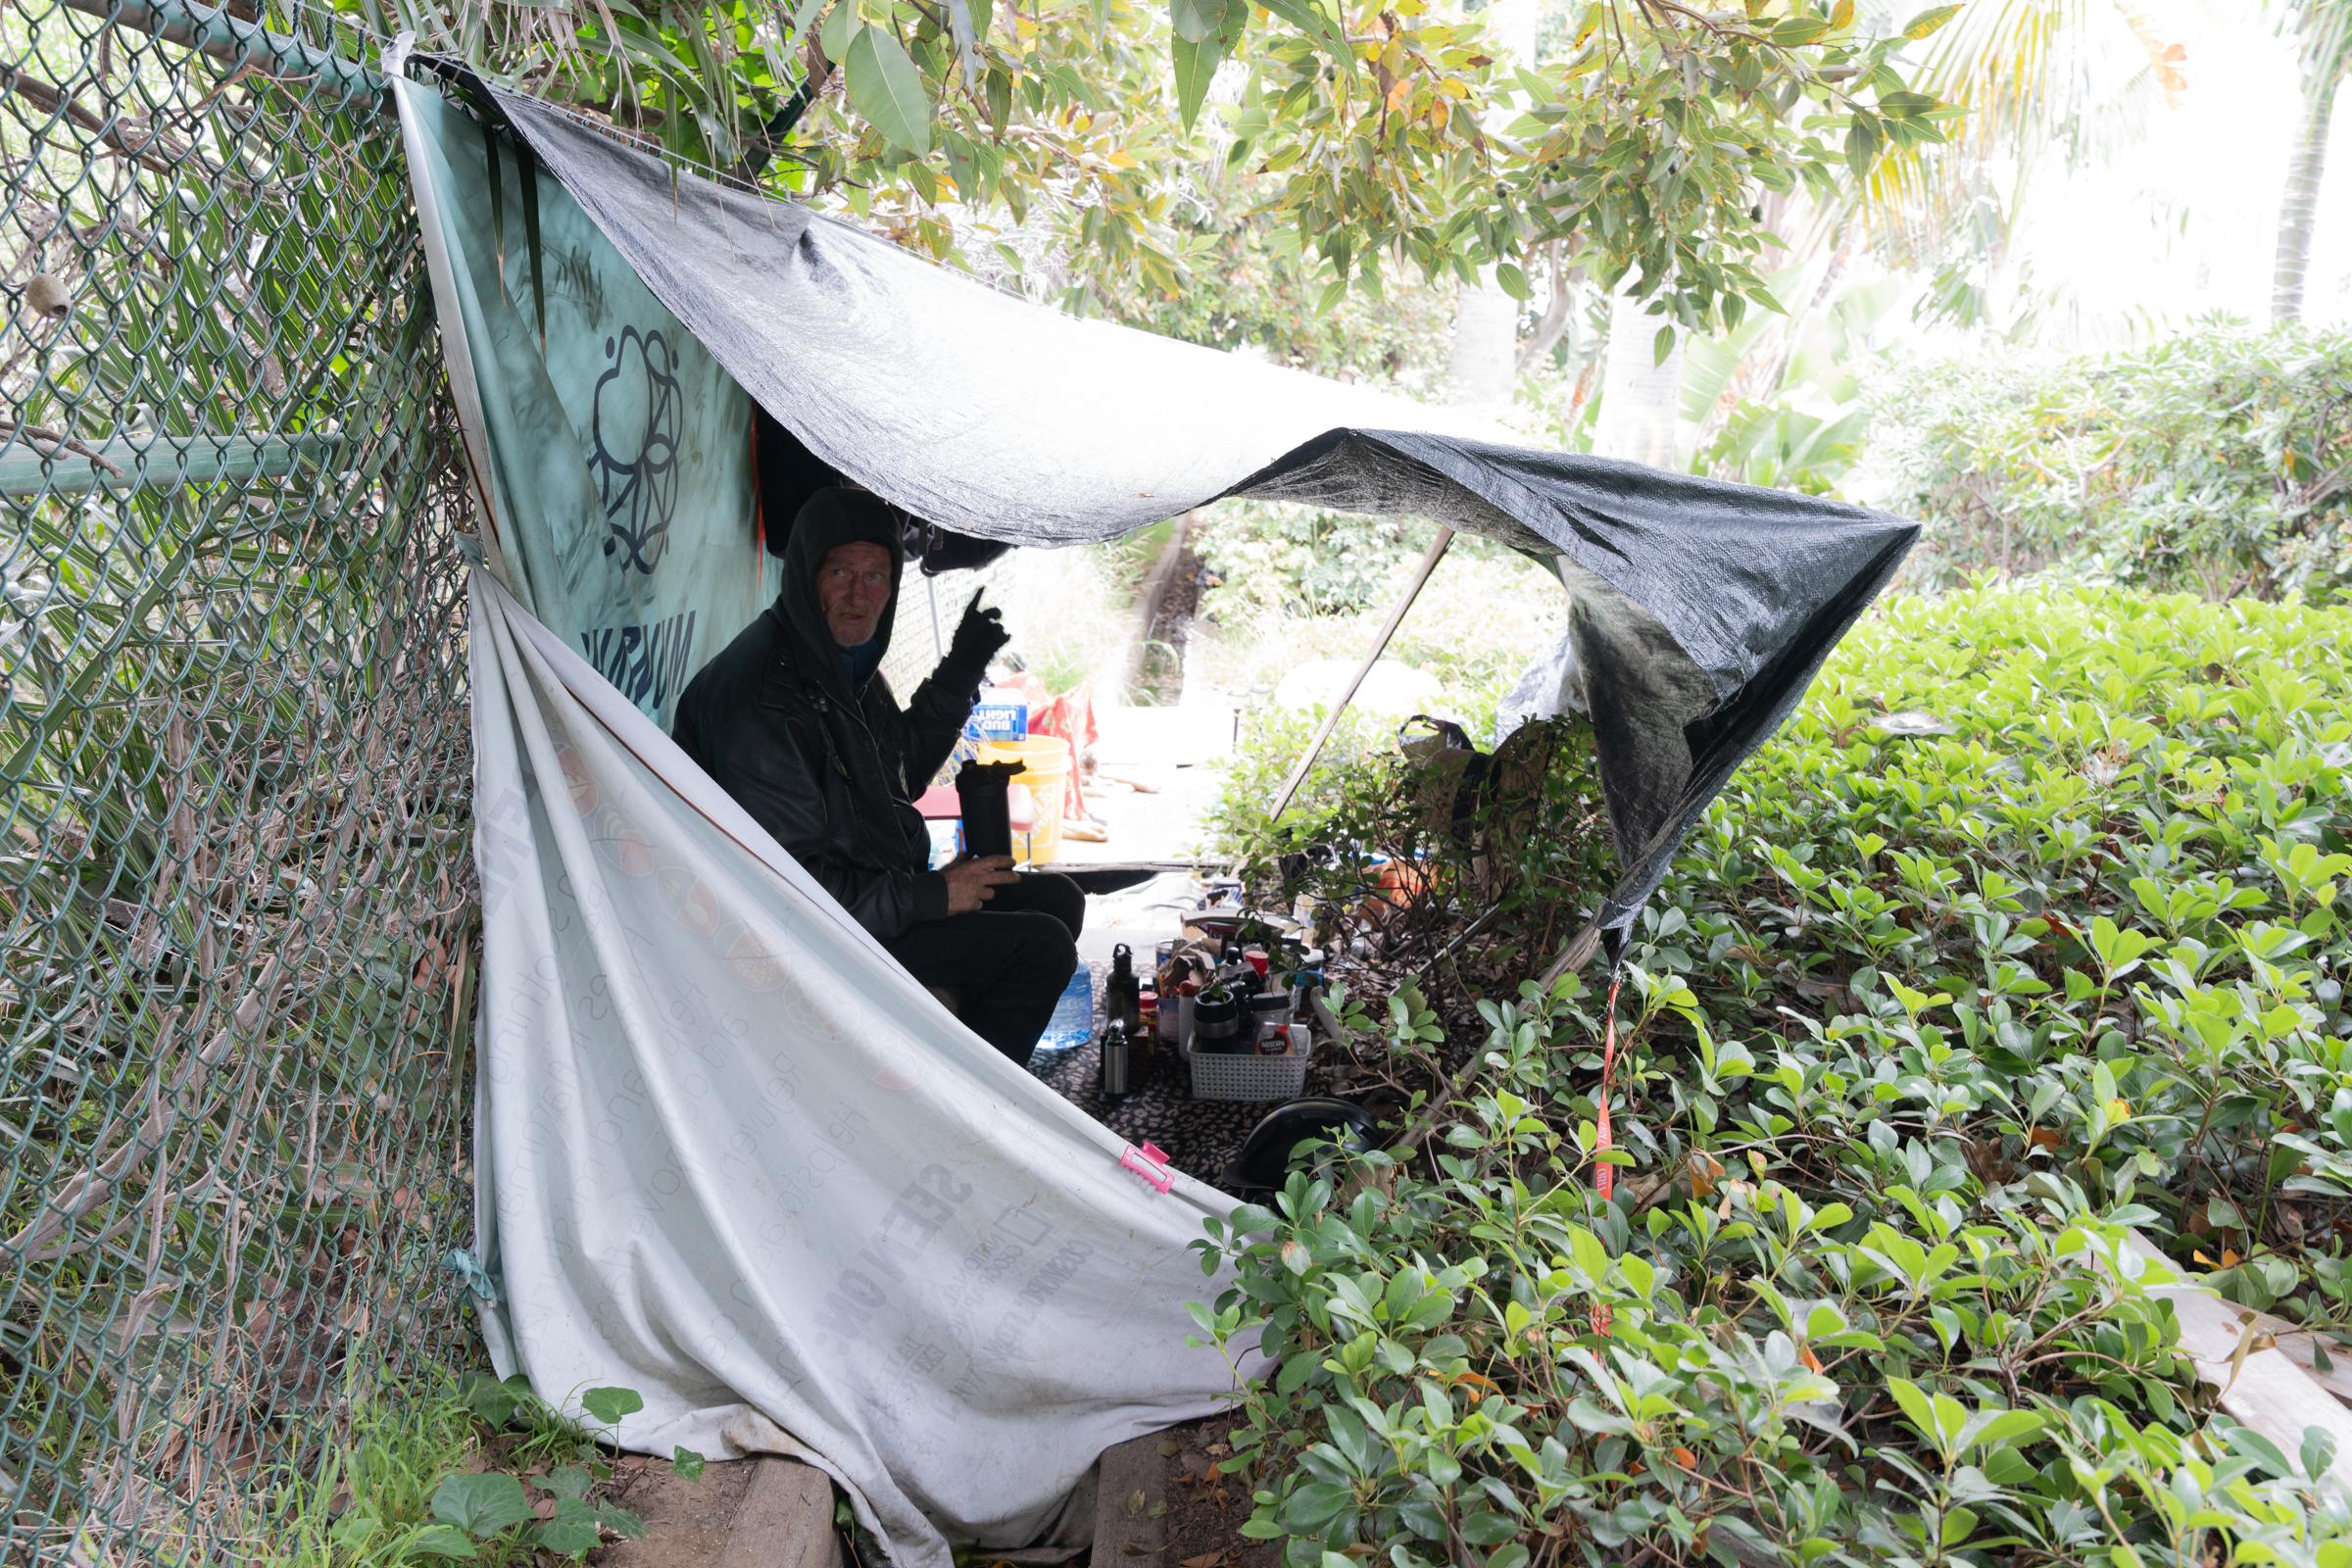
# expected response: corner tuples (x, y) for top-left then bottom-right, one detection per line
(1036, 961), (1094, 1054)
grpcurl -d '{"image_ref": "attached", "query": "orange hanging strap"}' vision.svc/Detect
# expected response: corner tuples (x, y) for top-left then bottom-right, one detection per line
(1590, 972), (1625, 1338)
(1592, 973), (1625, 1201)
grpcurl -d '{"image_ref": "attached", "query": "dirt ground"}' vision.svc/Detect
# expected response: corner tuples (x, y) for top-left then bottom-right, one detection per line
(1154, 1413), (1279, 1568)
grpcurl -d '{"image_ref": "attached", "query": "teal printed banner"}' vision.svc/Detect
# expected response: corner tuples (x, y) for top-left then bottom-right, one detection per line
(397, 82), (773, 729)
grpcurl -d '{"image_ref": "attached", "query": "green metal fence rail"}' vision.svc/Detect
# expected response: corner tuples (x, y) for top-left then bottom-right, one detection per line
(1, 0), (477, 1558)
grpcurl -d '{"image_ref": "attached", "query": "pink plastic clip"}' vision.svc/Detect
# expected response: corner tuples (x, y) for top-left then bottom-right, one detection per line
(1119, 1142), (1173, 1193)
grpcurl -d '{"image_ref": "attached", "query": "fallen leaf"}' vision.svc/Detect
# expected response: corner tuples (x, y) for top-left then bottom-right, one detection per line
(1123, 1488), (1148, 1517)
(1688, 1151), (1724, 1199)
(1156, 1439), (1182, 1456)
(1671, 1446), (1697, 1468)
(2028, 1127), (2063, 1151)
(1182, 1553), (1227, 1568)
(1450, 1369), (1500, 1401)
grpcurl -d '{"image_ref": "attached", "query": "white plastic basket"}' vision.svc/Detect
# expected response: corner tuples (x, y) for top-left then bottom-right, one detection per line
(1185, 1026), (1310, 1102)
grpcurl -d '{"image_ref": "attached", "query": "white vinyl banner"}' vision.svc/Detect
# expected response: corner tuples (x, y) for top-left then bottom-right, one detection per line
(465, 572), (1246, 1564)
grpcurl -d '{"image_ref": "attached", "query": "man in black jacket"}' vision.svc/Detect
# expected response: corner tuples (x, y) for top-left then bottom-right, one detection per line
(672, 488), (1085, 1066)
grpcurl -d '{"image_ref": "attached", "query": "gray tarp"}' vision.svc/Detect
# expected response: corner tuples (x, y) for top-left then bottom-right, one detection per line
(462, 73), (1920, 942)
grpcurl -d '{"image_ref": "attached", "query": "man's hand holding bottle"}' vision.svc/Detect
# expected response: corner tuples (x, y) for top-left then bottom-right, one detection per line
(941, 854), (1020, 914)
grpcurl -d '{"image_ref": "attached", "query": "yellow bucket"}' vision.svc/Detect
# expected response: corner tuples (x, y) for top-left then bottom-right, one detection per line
(977, 736), (1071, 865)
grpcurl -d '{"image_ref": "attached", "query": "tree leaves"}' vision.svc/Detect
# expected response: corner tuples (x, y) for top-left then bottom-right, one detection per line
(1257, 0), (1353, 69)
(1844, 113), (1882, 176)
(1169, 0), (1228, 46)
(846, 26), (935, 154)
(1901, 4), (1961, 40)
(506, 0), (1953, 347)
(1170, 0), (1249, 127)
(818, 0), (858, 63)
(1173, 32), (1219, 128)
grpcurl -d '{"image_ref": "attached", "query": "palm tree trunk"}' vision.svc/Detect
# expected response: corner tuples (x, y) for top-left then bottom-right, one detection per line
(1592, 288), (1685, 469)
(2273, 58), (2345, 326)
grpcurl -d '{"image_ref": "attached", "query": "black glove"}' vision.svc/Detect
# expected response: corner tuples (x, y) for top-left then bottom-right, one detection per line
(945, 589), (1009, 676)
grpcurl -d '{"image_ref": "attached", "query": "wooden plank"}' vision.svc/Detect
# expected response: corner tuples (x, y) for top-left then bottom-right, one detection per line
(2259, 1318), (2352, 1403)
(1088, 1433), (1167, 1568)
(2121, 1234), (2352, 1498)
(725, 1457), (846, 1568)
(596, 1456), (844, 1568)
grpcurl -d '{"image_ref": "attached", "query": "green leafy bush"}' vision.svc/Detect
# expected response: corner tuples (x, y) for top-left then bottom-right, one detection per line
(1200, 504), (1423, 619)
(1870, 324), (2352, 600)
(1190, 585), (2352, 1566)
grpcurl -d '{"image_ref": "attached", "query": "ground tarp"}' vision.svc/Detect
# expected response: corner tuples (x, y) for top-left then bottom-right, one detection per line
(458, 567), (1242, 1563)
(391, 51), (1920, 1568)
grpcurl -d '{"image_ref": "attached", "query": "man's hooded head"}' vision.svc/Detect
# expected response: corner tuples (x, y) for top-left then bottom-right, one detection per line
(776, 487), (905, 695)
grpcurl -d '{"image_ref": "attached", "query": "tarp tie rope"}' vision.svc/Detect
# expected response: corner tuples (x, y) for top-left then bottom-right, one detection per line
(1591, 972), (1625, 1336)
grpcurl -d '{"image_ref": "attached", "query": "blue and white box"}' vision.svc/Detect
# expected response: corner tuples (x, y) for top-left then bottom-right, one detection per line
(965, 687), (1028, 742)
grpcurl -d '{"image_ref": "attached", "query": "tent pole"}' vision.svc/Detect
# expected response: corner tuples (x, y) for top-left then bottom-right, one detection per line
(1264, 526), (1454, 825)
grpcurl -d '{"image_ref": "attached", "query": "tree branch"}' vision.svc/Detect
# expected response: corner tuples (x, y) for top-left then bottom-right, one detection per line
(0, 417), (128, 476)
(0, 62), (237, 188)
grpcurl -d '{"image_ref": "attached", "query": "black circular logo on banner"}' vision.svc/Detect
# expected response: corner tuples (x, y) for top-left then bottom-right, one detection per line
(589, 325), (682, 574)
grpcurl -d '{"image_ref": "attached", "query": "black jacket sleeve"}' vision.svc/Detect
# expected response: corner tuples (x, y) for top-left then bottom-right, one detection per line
(701, 694), (948, 940)
(899, 657), (985, 794)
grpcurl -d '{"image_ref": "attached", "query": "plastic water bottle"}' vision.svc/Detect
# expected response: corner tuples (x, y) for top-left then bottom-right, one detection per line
(1036, 961), (1094, 1054)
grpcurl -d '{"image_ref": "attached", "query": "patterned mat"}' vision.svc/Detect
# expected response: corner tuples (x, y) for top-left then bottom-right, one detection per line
(1028, 1034), (1336, 1192)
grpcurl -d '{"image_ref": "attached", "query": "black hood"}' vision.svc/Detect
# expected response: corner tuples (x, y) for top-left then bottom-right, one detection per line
(775, 487), (905, 697)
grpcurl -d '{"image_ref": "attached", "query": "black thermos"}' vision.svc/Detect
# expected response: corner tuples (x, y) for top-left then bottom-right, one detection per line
(954, 759), (1023, 860)
(1099, 1020), (1131, 1099)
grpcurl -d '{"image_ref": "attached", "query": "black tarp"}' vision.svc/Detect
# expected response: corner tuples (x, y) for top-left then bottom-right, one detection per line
(458, 69), (1919, 945)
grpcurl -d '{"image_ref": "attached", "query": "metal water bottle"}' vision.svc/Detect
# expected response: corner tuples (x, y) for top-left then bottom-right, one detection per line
(1105, 943), (1142, 1033)
(1098, 1020), (1131, 1100)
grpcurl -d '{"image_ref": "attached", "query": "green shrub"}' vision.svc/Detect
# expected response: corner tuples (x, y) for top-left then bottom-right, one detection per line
(1871, 324), (2352, 601)
(1189, 584), (2352, 1566)
(1200, 504), (1423, 619)
(1190, 528), (1566, 763)
(1204, 703), (1617, 983)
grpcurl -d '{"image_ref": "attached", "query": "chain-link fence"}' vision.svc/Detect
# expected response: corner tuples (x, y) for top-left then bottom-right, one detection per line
(1, 2), (478, 1559)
